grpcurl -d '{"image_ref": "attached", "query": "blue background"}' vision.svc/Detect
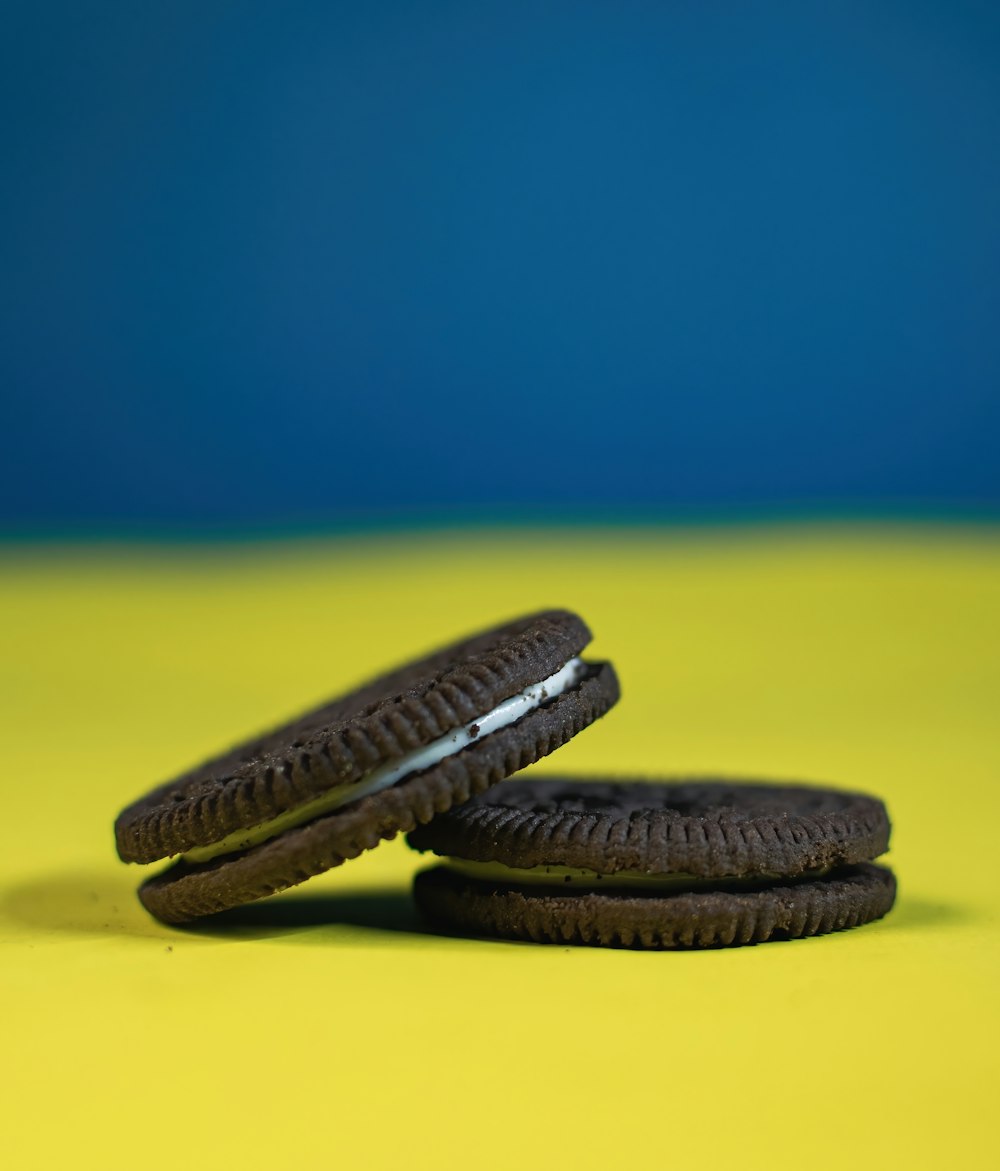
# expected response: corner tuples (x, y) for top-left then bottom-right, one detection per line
(3, 1), (999, 534)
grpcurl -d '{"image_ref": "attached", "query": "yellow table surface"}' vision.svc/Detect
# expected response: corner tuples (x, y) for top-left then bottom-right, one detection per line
(2, 526), (998, 1170)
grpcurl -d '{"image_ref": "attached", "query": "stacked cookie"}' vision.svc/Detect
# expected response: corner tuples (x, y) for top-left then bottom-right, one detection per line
(115, 610), (895, 947)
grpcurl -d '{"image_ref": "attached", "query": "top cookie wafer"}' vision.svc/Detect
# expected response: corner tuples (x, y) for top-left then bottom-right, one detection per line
(407, 778), (890, 878)
(115, 610), (620, 922)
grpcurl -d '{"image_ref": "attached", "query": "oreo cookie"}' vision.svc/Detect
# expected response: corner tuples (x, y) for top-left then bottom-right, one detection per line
(407, 779), (896, 948)
(115, 611), (619, 923)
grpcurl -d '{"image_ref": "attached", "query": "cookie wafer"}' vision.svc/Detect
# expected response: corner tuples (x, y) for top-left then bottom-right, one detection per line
(408, 778), (896, 948)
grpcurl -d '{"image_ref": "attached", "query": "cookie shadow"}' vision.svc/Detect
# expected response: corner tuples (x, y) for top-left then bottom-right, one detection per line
(888, 895), (969, 931)
(183, 888), (441, 942)
(1, 870), (177, 941)
(1, 869), (449, 945)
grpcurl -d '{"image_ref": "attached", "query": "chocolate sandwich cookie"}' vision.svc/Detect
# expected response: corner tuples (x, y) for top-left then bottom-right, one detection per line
(115, 611), (619, 923)
(408, 779), (896, 948)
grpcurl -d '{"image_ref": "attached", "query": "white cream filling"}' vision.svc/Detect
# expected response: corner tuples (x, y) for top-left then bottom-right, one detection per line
(181, 656), (588, 865)
(440, 859), (833, 891)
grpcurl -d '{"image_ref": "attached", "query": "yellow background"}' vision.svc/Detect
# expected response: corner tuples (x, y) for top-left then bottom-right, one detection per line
(2, 526), (998, 1170)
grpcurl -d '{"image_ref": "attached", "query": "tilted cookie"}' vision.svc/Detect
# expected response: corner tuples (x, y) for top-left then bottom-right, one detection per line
(115, 611), (619, 923)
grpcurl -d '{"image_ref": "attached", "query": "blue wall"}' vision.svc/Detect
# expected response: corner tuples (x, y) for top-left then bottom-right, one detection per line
(3, 2), (999, 532)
